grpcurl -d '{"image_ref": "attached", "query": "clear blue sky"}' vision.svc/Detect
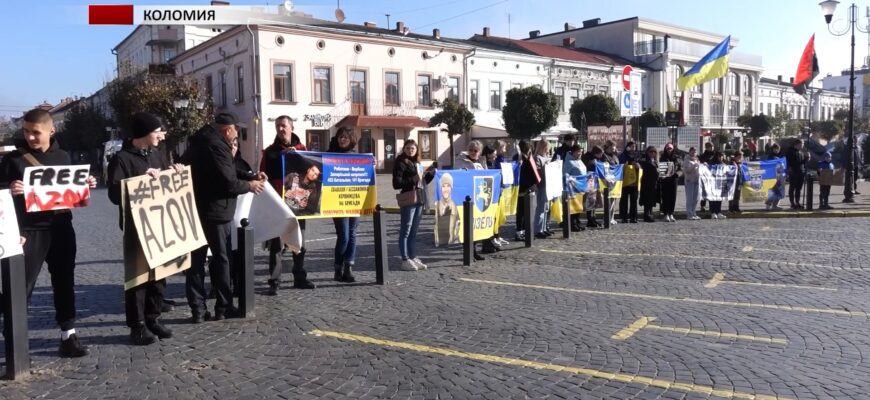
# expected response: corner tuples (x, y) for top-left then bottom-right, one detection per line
(0, 0), (859, 117)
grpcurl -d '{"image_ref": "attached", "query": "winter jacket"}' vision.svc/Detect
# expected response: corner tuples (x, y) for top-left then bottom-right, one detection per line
(552, 144), (572, 162)
(181, 124), (250, 223)
(638, 156), (661, 207)
(682, 158), (701, 183)
(699, 149), (716, 165)
(234, 153), (257, 181)
(563, 151), (587, 176)
(786, 147), (807, 176)
(106, 140), (170, 230)
(518, 154), (540, 193)
(392, 154), (434, 193)
(602, 152), (619, 166)
(455, 152), (484, 170)
(260, 137), (304, 194)
(0, 138), (74, 230)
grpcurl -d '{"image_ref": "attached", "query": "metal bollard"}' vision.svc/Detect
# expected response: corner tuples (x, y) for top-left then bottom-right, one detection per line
(805, 173), (814, 211)
(562, 191), (570, 239)
(525, 190), (535, 248)
(603, 188), (611, 229)
(236, 218), (255, 318)
(373, 204), (389, 284)
(2, 254), (30, 380)
(462, 196), (473, 266)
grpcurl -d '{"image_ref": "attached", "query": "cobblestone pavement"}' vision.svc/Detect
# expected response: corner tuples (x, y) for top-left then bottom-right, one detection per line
(2, 188), (870, 399)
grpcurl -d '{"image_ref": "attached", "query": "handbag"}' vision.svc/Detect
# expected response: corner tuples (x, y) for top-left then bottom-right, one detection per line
(396, 188), (424, 207)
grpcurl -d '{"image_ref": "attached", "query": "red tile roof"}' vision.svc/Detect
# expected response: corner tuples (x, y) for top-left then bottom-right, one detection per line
(336, 115), (429, 129)
(469, 34), (633, 66)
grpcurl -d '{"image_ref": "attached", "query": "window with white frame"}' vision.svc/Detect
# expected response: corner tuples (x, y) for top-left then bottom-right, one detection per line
(470, 80), (480, 110)
(219, 70), (227, 107)
(417, 74), (432, 107)
(728, 72), (738, 96)
(385, 72), (400, 106)
(569, 84), (580, 106)
(447, 76), (460, 103)
(554, 83), (565, 112)
(490, 81), (502, 110)
(313, 66), (332, 103)
(273, 64), (293, 102)
(236, 65), (244, 103)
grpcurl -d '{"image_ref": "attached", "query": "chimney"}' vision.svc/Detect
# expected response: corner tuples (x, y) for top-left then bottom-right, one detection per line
(433, 28), (441, 39)
(790, 77), (795, 84)
(529, 30), (540, 38)
(582, 18), (600, 28)
(396, 21), (405, 32)
(563, 37), (575, 48)
(777, 75), (783, 82)
(211, 0), (229, 5)
(363, 21), (376, 28)
(483, 27), (491, 37)
(564, 23), (576, 31)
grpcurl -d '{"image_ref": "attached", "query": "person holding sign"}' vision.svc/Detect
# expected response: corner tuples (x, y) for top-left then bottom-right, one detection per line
(0, 108), (95, 358)
(182, 113), (266, 323)
(107, 112), (178, 345)
(327, 128), (360, 282)
(393, 139), (435, 271)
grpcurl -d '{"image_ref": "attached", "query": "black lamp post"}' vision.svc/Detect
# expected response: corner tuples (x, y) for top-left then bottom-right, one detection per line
(820, 0), (862, 203)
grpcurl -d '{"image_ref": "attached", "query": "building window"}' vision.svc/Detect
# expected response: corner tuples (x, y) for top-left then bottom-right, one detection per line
(554, 83), (565, 112)
(350, 69), (367, 105)
(728, 72), (738, 96)
(313, 66), (332, 104)
(690, 98), (703, 116)
(219, 70), (227, 107)
(385, 72), (400, 106)
(584, 84), (596, 97)
(359, 129), (373, 154)
(447, 76), (460, 103)
(470, 80), (480, 109)
(742, 76), (752, 98)
(273, 63), (293, 102)
(745, 100), (753, 114)
(672, 65), (683, 93)
(569, 85), (580, 106)
(729, 99), (740, 119)
(205, 74), (213, 99)
(162, 48), (176, 63)
(511, 82), (523, 90)
(490, 81), (502, 110)
(418, 131), (434, 160)
(306, 130), (327, 151)
(417, 74), (432, 107)
(767, 103), (773, 116)
(236, 65), (244, 103)
(709, 78), (723, 95)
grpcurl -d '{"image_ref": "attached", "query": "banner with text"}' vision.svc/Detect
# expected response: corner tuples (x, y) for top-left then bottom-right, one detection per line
(741, 158), (786, 202)
(595, 161), (624, 198)
(433, 169), (502, 245)
(0, 189), (23, 259)
(23, 165), (91, 212)
(700, 164), (738, 201)
(282, 151), (376, 219)
(124, 166), (207, 269)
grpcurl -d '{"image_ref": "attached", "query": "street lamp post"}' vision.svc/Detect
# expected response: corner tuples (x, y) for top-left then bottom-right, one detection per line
(820, 0), (863, 203)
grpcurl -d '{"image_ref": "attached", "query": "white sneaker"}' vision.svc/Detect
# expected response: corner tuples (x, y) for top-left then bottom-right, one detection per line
(400, 260), (418, 271)
(717, 213), (727, 219)
(711, 214), (719, 220)
(692, 215), (701, 220)
(669, 215), (676, 222)
(610, 219), (618, 225)
(412, 258), (428, 270)
(497, 237), (510, 246)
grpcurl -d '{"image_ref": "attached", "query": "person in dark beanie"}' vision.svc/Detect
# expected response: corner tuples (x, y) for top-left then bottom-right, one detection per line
(0, 108), (97, 357)
(552, 133), (576, 161)
(182, 112), (267, 323)
(259, 115), (314, 295)
(107, 112), (179, 345)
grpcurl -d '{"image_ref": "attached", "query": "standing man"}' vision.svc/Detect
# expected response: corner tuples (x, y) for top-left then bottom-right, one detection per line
(107, 112), (177, 345)
(552, 134), (576, 161)
(786, 139), (808, 209)
(259, 115), (315, 295)
(183, 113), (266, 322)
(0, 108), (95, 357)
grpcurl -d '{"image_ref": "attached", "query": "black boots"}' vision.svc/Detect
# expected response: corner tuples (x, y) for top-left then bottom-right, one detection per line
(586, 211), (600, 228)
(267, 280), (279, 295)
(340, 263), (355, 283)
(291, 248), (316, 288)
(59, 334), (89, 357)
(130, 323), (157, 346)
(146, 319), (173, 339)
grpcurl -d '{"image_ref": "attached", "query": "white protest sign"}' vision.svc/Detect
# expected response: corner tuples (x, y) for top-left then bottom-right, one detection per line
(545, 160), (563, 200)
(22, 165), (91, 212)
(124, 166), (207, 269)
(0, 190), (23, 259)
(231, 184), (302, 251)
(499, 163), (514, 187)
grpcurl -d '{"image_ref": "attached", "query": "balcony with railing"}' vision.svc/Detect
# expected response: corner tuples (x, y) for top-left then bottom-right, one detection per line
(687, 114), (704, 126)
(634, 39), (666, 56)
(668, 38), (762, 66)
(366, 100), (418, 117)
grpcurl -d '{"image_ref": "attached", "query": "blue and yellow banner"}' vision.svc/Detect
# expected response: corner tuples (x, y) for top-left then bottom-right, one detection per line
(281, 151), (376, 219)
(433, 170), (502, 245)
(596, 161), (624, 199)
(741, 157), (786, 202)
(496, 162), (519, 230)
(678, 35), (731, 91)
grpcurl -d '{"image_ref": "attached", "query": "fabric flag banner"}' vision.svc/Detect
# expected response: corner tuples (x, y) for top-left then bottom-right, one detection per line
(741, 158), (786, 203)
(595, 161), (624, 199)
(231, 184), (303, 251)
(433, 169), (502, 245)
(678, 35), (731, 91)
(495, 162), (518, 233)
(699, 164), (738, 201)
(793, 34), (819, 95)
(282, 151), (376, 219)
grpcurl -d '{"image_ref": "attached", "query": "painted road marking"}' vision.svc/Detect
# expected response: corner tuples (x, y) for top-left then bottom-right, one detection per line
(762, 225), (844, 234)
(573, 238), (834, 256)
(597, 231), (865, 245)
(458, 278), (868, 318)
(309, 329), (788, 400)
(742, 245), (754, 252)
(540, 249), (854, 271)
(612, 317), (788, 345)
(741, 246), (835, 255)
(704, 273), (836, 291)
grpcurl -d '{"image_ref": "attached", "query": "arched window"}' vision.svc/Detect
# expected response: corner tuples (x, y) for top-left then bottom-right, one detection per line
(728, 72), (739, 96)
(672, 65), (683, 92)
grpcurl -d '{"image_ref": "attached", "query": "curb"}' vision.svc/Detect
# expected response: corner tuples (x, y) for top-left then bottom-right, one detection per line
(381, 207), (870, 219)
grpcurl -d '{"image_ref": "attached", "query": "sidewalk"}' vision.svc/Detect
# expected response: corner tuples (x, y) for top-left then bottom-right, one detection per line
(375, 174), (870, 218)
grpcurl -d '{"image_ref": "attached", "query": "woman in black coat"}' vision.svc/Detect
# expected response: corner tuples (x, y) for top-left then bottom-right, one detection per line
(639, 146), (661, 222)
(658, 143), (679, 222)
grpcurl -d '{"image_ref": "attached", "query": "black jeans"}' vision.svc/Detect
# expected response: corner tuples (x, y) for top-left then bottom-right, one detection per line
(187, 220), (234, 316)
(709, 201), (723, 214)
(21, 223), (78, 331)
(660, 180), (677, 215)
(267, 220), (307, 283)
(516, 195), (529, 234)
(820, 185), (831, 205)
(125, 279), (165, 328)
(789, 174), (804, 206)
(619, 186), (638, 221)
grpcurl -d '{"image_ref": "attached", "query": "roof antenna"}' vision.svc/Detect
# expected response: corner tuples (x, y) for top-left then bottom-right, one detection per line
(508, 13), (511, 39)
(386, 13), (391, 28)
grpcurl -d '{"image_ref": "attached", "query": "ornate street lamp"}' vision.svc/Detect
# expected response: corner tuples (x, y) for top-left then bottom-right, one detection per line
(820, 0), (863, 203)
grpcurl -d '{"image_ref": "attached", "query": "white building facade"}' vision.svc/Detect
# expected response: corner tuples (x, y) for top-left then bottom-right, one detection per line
(821, 68), (870, 117)
(758, 77), (850, 122)
(114, 24), (233, 77)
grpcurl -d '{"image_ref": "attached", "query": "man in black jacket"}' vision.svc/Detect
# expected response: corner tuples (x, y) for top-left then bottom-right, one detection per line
(786, 139), (808, 209)
(552, 134), (576, 161)
(183, 113), (266, 323)
(107, 112), (177, 345)
(0, 108), (95, 357)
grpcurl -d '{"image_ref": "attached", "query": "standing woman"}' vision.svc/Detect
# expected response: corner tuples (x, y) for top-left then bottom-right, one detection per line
(327, 127), (359, 282)
(516, 140), (540, 241)
(602, 140), (621, 225)
(729, 152), (745, 213)
(707, 151), (727, 219)
(618, 141), (640, 223)
(563, 144), (587, 231)
(534, 140), (552, 238)
(659, 143), (679, 222)
(393, 139), (436, 271)
(682, 147), (701, 220)
(639, 146), (661, 222)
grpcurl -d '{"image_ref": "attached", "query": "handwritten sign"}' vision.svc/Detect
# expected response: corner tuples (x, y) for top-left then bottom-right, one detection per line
(23, 165), (91, 212)
(124, 166), (207, 269)
(0, 190), (23, 259)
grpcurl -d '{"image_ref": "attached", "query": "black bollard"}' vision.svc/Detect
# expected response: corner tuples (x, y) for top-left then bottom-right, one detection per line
(463, 196), (473, 266)
(562, 191), (570, 239)
(525, 190), (535, 248)
(236, 218), (255, 318)
(373, 204), (389, 284)
(603, 188), (611, 229)
(2, 254), (29, 380)
(805, 173), (814, 211)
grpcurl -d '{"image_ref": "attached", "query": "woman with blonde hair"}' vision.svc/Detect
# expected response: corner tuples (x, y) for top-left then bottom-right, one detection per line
(534, 140), (553, 238)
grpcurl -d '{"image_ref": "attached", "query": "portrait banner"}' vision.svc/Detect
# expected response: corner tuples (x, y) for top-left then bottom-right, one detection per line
(700, 164), (738, 201)
(0, 189), (23, 259)
(124, 166), (207, 269)
(595, 161), (624, 199)
(282, 151), (376, 219)
(433, 170), (502, 246)
(741, 158), (786, 202)
(23, 165), (91, 212)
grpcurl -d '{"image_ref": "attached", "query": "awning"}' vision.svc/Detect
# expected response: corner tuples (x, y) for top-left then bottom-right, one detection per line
(336, 115), (429, 129)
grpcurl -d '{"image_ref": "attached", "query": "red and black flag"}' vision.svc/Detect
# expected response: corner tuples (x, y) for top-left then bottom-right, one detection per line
(794, 34), (819, 95)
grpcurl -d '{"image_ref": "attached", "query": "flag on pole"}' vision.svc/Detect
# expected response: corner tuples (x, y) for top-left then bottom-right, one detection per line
(677, 36), (731, 92)
(793, 34), (819, 95)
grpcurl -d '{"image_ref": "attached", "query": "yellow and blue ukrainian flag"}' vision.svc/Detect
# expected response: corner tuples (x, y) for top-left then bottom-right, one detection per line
(677, 35), (731, 92)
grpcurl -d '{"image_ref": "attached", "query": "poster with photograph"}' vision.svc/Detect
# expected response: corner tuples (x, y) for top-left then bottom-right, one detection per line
(282, 151), (376, 219)
(433, 169), (502, 245)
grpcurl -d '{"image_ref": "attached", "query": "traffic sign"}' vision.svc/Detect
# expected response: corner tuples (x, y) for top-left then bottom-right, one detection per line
(622, 65), (633, 91)
(620, 91), (631, 117)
